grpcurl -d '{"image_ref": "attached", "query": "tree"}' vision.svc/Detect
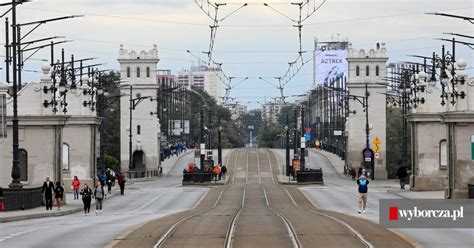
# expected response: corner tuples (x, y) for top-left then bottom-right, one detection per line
(186, 87), (244, 148)
(256, 123), (285, 148)
(277, 104), (297, 126)
(386, 107), (411, 179)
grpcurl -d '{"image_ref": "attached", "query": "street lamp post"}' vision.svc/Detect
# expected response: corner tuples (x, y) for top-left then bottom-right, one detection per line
(218, 114), (222, 165)
(9, 0), (21, 188)
(200, 107), (205, 169)
(127, 85), (151, 171)
(300, 106), (305, 170)
(293, 107), (298, 158)
(285, 114), (290, 176)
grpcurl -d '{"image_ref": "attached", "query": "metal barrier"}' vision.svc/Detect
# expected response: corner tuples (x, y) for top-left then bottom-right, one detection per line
(296, 169), (324, 184)
(127, 170), (160, 179)
(182, 172), (212, 183)
(1, 186), (43, 211)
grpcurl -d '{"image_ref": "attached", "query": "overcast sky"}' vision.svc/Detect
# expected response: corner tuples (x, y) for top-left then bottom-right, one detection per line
(0, 0), (472, 109)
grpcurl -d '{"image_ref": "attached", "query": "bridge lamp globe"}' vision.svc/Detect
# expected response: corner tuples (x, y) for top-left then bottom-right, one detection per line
(418, 71), (427, 81)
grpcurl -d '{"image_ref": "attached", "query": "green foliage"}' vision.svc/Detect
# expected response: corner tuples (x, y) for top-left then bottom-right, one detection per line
(101, 71), (121, 164)
(256, 123), (285, 148)
(386, 107), (411, 179)
(277, 104), (297, 126)
(104, 154), (120, 171)
(185, 87), (245, 148)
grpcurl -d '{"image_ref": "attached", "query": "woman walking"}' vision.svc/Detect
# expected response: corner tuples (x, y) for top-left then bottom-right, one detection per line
(80, 183), (93, 215)
(72, 176), (81, 200)
(94, 181), (106, 215)
(54, 182), (64, 210)
(117, 172), (126, 195)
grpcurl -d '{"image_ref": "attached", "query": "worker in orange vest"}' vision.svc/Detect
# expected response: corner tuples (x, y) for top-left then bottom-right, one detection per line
(213, 165), (221, 182)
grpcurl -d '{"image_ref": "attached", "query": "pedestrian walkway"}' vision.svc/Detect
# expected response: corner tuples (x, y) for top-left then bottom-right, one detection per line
(161, 149), (193, 177)
(0, 190), (120, 223)
(388, 189), (444, 199)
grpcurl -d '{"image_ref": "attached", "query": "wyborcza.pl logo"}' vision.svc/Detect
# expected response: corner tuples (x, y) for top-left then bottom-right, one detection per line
(389, 206), (464, 221)
(380, 199), (473, 228)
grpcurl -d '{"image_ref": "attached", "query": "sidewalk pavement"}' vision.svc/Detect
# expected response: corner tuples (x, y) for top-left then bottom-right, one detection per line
(0, 151), (192, 223)
(161, 149), (193, 177)
(0, 189), (121, 223)
(388, 189), (444, 199)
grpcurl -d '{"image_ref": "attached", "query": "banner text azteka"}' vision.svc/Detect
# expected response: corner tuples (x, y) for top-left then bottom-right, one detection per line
(379, 199), (474, 228)
(315, 50), (348, 85)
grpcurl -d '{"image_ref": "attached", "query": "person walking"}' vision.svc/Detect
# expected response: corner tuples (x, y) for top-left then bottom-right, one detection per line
(80, 183), (93, 215)
(42, 177), (55, 211)
(221, 165), (227, 180)
(357, 166), (364, 178)
(397, 162), (408, 190)
(98, 170), (107, 187)
(94, 181), (106, 215)
(106, 169), (113, 194)
(117, 172), (126, 196)
(72, 176), (81, 200)
(356, 175), (370, 214)
(54, 182), (64, 210)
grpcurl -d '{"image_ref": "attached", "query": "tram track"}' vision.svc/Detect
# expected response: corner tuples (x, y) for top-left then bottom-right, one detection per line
(264, 148), (373, 248)
(154, 149), (247, 248)
(112, 148), (413, 248)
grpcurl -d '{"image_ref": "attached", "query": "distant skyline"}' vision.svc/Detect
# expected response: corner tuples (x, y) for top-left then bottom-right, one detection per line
(0, 0), (472, 109)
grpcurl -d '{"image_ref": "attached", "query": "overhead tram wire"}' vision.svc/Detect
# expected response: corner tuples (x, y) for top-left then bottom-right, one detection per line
(259, 0), (326, 100)
(18, 5), (473, 28)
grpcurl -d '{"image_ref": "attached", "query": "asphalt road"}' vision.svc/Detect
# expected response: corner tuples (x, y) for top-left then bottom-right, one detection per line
(113, 148), (411, 248)
(272, 148), (474, 248)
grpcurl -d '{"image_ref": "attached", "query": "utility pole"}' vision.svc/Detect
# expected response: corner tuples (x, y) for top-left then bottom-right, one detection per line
(300, 106), (305, 170)
(208, 109), (212, 166)
(200, 108), (204, 169)
(285, 114), (290, 176)
(129, 85), (133, 171)
(293, 108), (298, 158)
(218, 114), (222, 165)
(9, 0), (21, 188)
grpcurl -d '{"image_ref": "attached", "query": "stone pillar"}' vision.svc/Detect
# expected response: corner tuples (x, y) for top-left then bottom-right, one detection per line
(346, 43), (388, 179)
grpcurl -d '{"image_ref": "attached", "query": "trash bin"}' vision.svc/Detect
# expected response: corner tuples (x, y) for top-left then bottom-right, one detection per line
(468, 183), (474, 199)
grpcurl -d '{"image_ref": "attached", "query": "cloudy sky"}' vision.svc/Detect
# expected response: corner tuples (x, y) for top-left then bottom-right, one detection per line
(0, 0), (472, 109)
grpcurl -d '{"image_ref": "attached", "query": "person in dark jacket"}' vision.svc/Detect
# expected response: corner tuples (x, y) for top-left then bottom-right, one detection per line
(42, 177), (55, 210)
(117, 172), (126, 195)
(80, 183), (93, 215)
(397, 162), (408, 190)
(356, 175), (370, 214)
(106, 169), (113, 194)
(98, 170), (107, 187)
(54, 181), (64, 210)
(221, 165), (227, 180)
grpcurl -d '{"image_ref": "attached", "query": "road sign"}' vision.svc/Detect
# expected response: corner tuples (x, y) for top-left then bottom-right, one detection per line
(305, 127), (312, 134)
(305, 133), (312, 140)
(200, 143), (206, 155)
(363, 149), (373, 162)
(373, 136), (381, 153)
(300, 137), (306, 148)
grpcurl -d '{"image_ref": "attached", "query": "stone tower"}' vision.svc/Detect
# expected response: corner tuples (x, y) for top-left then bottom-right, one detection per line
(346, 43), (388, 180)
(118, 45), (160, 176)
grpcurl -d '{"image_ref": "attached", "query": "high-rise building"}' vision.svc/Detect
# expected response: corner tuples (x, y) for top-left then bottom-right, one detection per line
(177, 66), (223, 104)
(261, 102), (283, 124)
(227, 103), (247, 120)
